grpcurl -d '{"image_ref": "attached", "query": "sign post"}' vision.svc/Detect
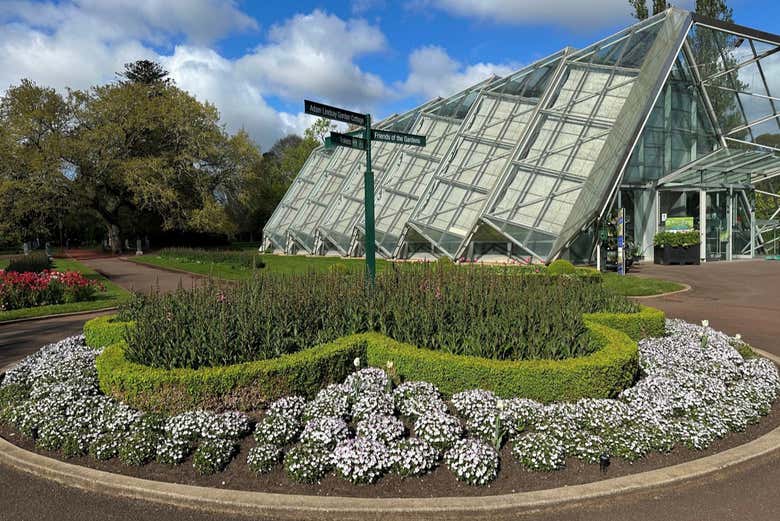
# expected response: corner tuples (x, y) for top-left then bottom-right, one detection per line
(617, 208), (625, 276)
(304, 99), (426, 284)
(363, 114), (376, 283)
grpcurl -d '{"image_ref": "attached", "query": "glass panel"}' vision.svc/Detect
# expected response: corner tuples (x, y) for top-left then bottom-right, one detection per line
(732, 191), (752, 256)
(706, 190), (729, 261)
(624, 51), (721, 184)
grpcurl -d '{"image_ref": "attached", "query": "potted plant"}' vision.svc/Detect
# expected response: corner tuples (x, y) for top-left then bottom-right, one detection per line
(653, 231), (701, 265)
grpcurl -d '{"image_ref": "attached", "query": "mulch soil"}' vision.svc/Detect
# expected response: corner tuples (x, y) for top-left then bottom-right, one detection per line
(2, 397), (779, 499)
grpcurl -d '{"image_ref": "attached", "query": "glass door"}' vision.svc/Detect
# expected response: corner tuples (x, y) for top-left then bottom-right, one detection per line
(706, 191), (728, 261)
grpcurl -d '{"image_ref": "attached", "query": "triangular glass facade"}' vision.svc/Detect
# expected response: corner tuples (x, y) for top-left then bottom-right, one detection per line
(264, 8), (780, 262)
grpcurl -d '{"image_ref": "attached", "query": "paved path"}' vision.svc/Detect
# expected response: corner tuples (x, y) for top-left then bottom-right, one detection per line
(1, 258), (779, 520)
(631, 259), (780, 357)
(81, 256), (202, 294)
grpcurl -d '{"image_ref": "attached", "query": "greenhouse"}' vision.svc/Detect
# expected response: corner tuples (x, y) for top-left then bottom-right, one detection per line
(263, 7), (780, 263)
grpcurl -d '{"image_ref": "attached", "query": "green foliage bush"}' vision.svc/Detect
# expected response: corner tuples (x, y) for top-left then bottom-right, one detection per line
(84, 315), (134, 348)
(653, 231), (701, 247)
(157, 248), (265, 270)
(5, 252), (52, 273)
(123, 267), (639, 369)
(582, 306), (665, 341)
(547, 259), (576, 275)
(95, 333), (366, 413)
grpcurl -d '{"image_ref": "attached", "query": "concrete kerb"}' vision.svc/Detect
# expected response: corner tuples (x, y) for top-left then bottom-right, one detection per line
(631, 282), (692, 299)
(0, 353), (778, 520)
(0, 307), (117, 326)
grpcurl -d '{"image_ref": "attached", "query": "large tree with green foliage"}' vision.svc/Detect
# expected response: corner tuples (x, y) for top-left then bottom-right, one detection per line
(0, 80), (71, 247)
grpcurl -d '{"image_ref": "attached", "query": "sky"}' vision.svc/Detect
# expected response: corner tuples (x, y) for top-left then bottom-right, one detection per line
(0, 0), (778, 150)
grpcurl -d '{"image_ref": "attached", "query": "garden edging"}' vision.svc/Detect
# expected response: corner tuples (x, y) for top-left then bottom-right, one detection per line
(0, 307), (117, 326)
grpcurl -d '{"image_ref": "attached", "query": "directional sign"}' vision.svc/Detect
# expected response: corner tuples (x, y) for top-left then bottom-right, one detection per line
(329, 131), (368, 151)
(304, 100), (367, 127)
(370, 129), (427, 147)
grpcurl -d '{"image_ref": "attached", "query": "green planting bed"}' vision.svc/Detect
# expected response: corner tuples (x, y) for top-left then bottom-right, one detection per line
(87, 307), (661, 414)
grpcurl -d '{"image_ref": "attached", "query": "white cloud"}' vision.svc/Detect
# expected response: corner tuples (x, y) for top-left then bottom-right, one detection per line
(416, 0), (695, 29)
(236, 10), (390, 110)
(400, 45), (517, 99)
(0, 0), (257, 45)
(0, 4), (393, 150)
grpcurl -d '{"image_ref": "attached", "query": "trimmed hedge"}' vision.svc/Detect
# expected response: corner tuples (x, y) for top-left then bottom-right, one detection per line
(583, 305), (665, 341)
(92, 306), (664, 411)
(95, 335), (365, 414)
(84, 315), (134, 349)
(364, 321), (638, 402)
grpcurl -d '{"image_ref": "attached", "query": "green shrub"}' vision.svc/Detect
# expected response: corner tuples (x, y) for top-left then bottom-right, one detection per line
(582, 306), (665, 341)
(158, 248), (265, 270)
(548, 259), (576, 275)
(364, 320), (639, 402)
(125, 268), (638, 369)
(84, 315), (134, 348)
(653, 231), (701, 247)
(5, 252), (51, 273)
(95, 334), (366, 414)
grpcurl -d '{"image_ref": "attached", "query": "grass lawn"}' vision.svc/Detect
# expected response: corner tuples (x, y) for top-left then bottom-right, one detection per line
(129, 252), (391, 278)
(601, 272), (685, 296)
(0, 258), (130, 322)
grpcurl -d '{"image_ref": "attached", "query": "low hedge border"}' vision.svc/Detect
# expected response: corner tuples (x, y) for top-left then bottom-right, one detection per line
(95, 336), (365, 414)
(583, 305), (665, 341)
(364, 321), (638, 402)
(84, 315), (134, 349)
(89, 306), (663, 412)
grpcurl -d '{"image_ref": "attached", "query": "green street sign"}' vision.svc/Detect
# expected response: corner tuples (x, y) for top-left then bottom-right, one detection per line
(370, 129), (426, 147)
(304, 100), (367, 127)
(329, 131), (368, 151)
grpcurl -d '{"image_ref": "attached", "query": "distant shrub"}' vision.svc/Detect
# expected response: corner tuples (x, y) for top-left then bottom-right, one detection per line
(5, 252), (51, 273)
(547, 259), (576, 275)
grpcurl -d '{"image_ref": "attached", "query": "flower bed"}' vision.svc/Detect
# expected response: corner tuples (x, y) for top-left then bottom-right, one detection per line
(0, 269), (104, 311)
(1, 320), (777, 491)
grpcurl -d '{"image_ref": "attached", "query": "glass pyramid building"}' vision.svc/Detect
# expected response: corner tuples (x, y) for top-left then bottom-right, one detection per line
(264, 8), (780, 263)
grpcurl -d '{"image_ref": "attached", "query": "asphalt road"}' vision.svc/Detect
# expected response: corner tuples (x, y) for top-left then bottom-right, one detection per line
(1, 258), (779, 521)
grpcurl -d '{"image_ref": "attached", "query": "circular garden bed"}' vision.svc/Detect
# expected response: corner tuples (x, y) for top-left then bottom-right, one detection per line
(1, 318), (778, 497)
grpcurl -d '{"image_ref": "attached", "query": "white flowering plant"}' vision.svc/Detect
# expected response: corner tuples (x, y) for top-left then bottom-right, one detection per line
(332, 437), (393, 484)
(284, 443), (333, 483)
(300, 416), (350, 449)
(356, 414), (405, 444)
(445, 438), (499, 485)
(414, 411), (463, 450)
(193, 438), (237, 475)
(247, 444), (283, 475)
(389, 438), (439, 477)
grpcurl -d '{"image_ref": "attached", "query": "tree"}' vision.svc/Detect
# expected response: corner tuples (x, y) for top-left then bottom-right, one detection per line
(65, 69), (242, 251)
(304, 117), (336, 144)
(630, 0), (729, 19)
(0, 80), (72, 246)
(695, 0), (733, 21)
(118, 60), (172, 85)
(629, 0), (649, 20)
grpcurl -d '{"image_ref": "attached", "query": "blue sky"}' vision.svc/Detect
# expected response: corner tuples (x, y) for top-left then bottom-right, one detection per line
(0, 0), (778, 149)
